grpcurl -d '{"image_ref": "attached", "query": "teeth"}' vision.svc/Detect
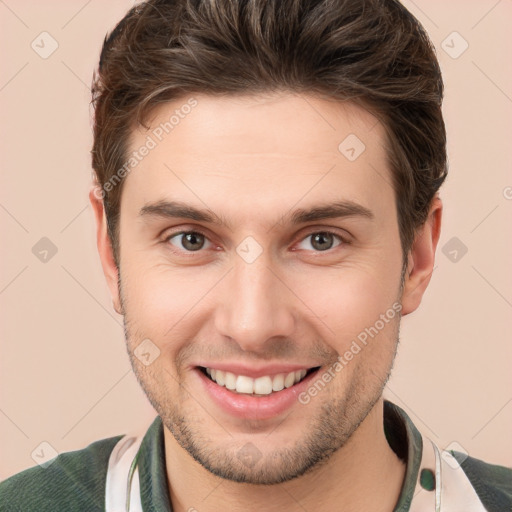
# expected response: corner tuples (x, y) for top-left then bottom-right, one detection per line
(254, 376), (273, 395)
(272, 373), (284, 392)
(205, 367), (310, 395)
(215, 370), (225, 386)
(225, 372), (237, 390)
(284, 372), (295, 388)
(236, 375), (254, 394)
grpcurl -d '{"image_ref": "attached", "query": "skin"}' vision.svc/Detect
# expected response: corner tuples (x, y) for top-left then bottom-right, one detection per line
(90, 92), (442, 511)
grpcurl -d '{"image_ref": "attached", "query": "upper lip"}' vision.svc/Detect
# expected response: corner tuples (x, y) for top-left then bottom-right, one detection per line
(195, 363), (320, 379)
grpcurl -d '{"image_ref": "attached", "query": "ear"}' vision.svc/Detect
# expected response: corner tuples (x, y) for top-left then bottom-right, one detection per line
(89, 185), (123, 315)
(400, 196), (443, 316)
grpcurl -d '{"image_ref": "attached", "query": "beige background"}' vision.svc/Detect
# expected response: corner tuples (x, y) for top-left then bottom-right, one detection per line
(1, 0), (511, 480)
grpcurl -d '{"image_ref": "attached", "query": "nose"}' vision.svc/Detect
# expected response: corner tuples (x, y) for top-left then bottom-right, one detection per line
(214, 250), (296, 352)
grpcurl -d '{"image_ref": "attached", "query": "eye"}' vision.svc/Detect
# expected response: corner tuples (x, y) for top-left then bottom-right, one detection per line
(162, 228), (348, 255)
(165, 231), (213, 252)
(296, 231), (346, 252)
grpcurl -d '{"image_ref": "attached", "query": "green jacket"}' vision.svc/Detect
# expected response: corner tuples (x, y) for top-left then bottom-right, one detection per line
(1, 401), (511, 511)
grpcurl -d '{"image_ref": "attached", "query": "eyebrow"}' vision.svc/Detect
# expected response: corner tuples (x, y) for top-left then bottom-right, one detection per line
(139, 199), (374, 230)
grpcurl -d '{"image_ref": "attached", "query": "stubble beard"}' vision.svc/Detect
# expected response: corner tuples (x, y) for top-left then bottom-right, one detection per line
(123, 318), (400, 484)
(118, 268), (403, 485)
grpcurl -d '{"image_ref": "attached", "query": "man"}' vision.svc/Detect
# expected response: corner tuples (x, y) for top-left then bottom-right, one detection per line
(1, 0), (510, 510)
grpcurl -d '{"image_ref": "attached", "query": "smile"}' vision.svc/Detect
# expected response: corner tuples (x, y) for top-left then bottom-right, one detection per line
(199, 366), (320, 396)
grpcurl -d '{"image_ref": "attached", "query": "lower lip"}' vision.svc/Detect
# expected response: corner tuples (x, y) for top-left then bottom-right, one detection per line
(194, 367), (321, 420)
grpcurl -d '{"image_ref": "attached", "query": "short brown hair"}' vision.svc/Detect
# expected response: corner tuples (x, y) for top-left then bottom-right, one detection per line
(91, 0), (447, 267)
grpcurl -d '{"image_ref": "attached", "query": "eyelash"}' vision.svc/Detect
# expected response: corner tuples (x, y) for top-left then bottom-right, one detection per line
(161, 228), (350, 256)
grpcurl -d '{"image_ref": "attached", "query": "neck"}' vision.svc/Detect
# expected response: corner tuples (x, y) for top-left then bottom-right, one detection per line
(164, 399), (406, 512)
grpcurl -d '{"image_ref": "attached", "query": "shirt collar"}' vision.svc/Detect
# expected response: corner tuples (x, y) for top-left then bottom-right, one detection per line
(137, 415), (173, 512)
(384, 400), (424, 511)
(136, 399), (423, 511)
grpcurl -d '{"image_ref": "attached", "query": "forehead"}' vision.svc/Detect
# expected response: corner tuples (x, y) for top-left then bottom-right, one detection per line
(133, 92), (385, 159)
(121, 92), (395, 227)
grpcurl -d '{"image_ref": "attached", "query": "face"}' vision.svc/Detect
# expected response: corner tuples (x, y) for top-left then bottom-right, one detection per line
(106, 93), (410, 484)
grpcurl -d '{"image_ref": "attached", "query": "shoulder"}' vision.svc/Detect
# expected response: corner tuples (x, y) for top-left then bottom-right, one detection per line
(0, 434), (123, 512)
(452, 450), (512, 512)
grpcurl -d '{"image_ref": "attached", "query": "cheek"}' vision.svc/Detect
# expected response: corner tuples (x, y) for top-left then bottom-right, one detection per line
(121, 262), (218, 345)
(294, 266), (399, 342)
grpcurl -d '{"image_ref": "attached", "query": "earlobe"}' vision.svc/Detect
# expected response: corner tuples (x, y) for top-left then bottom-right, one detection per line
(400, 196), (443, 316)
(89, 185), (123, 315)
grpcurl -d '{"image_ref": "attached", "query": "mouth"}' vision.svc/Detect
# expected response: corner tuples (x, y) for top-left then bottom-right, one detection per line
(194, 364), (324, 420)
(198, 366), (321, 397)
